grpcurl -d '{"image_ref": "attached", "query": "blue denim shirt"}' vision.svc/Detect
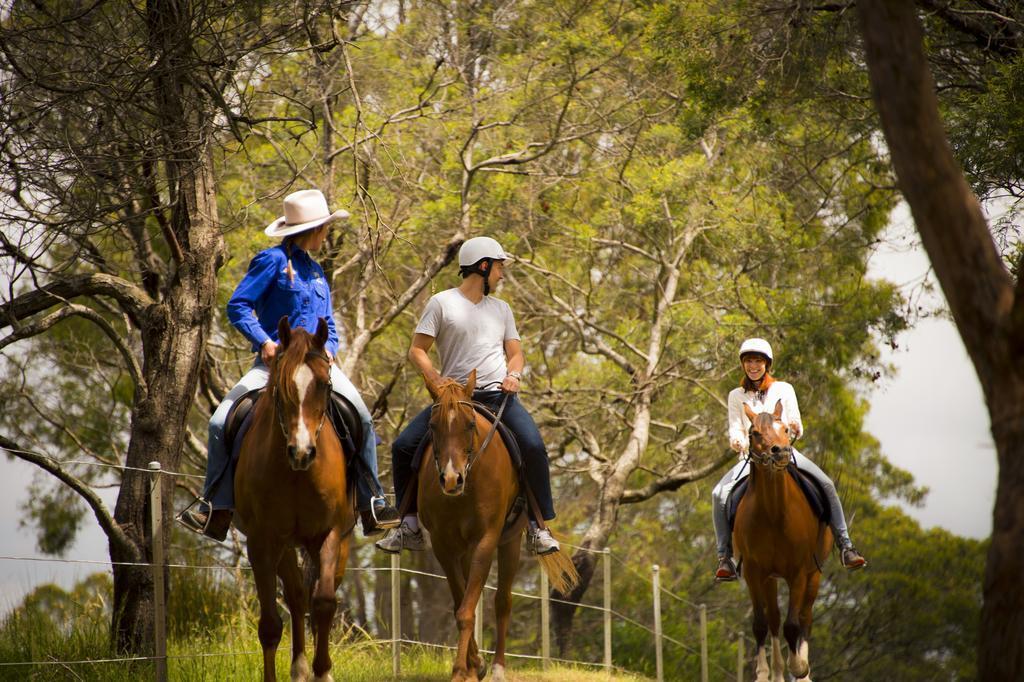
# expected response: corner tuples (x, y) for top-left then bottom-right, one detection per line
(226, 244), (340, 357)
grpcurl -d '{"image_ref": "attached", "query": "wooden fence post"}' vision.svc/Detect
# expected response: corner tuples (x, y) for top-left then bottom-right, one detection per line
(540, 568), (550, 669)
(737, 632), (745, 682)
(700, 603), (709, 682)
(148, 462), (167, 682)
(652, 564), (663, 682)
(391, 553), (401, 678)
(603, 547), (612, 671)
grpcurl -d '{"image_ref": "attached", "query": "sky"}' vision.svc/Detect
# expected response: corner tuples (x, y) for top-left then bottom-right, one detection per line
(0, 202), (1001, 611)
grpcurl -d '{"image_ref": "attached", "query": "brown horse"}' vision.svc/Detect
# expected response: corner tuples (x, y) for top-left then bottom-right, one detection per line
(733, 400), (832, 682)
(418, 370), (578, 682)
(234, 317), (355, 682)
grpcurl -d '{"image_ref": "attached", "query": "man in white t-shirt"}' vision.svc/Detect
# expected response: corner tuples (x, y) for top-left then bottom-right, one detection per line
(376, 237), (560, 555)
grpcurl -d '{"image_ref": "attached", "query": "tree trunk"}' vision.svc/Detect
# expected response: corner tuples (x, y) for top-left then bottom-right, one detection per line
(858, 2), (1024, 677)
(111, 0), (224, 652)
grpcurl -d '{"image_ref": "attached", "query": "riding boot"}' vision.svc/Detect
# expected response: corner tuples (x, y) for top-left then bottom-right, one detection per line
(715, 555), (738, 582)
(178, 508), (232, 542)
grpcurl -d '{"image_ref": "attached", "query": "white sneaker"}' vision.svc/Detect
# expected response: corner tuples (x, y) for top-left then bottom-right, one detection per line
(374, 522), (426, 554)
(527, 527), (560, 555)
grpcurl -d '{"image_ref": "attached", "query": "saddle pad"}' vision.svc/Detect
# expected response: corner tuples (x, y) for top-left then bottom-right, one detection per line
(726, 464), (830, 528)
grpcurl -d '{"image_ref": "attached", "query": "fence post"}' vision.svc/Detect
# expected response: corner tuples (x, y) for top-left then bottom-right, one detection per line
(391, 553), (401, 678)
(475, 593), (484, 649)
(540, 568), (550, 669)
(652, 564), (663, 682)
(148, 462), (167, 682)
(700, 603), (708, 682)
(603, 547), (612, 672)
(737, 632), (745, 682)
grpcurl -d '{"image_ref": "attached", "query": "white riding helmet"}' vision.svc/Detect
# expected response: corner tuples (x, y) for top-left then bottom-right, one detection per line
(458, 236), (510, 267)
(739, 338), (773, 363)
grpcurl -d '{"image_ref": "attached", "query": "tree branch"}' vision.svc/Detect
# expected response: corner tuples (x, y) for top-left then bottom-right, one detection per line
(0, 434), (140, 562)
(0, 303), (147, 400)
(620, 449), (735, 504)
(0, 273), (154, 330)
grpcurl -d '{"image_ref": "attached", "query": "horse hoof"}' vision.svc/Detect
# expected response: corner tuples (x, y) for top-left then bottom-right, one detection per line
(790, 658), (809, 678)
(476, 661), (488, 679)
(290, 654), (310, 681)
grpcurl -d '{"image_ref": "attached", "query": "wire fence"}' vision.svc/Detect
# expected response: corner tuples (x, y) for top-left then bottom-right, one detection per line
(0, 459), (751, 681)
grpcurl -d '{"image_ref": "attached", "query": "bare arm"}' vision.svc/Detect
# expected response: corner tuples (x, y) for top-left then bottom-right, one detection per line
(501, 338), (525, 393)
(409, 333), (442, 384)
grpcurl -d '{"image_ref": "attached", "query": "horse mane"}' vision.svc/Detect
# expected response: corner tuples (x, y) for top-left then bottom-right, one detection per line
(433, 379), (473, 419)
(273, 330), (313, 405)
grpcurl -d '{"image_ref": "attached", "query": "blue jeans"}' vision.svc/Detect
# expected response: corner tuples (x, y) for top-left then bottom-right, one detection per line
(711, 448), (853, 555)
(391, 390), (556, 520)
(201, 358), (384, 512)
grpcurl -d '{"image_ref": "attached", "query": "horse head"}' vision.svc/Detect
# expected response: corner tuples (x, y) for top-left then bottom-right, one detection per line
(743, 399), (793, 471)
(424, 369), (478, 496)
(271, 316), (333, 471)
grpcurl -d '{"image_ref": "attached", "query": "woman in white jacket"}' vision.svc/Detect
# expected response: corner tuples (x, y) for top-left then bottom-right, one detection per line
(712, 338), (867, 581)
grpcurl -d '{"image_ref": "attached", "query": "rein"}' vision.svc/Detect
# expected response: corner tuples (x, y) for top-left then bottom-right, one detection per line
(271, 349), (333, 444)
(430, 392), (511, 482)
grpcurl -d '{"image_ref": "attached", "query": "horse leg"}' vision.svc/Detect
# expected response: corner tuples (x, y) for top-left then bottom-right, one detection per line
(795, 571), (823, 681)
(459, 551), (487, 679)
(278, 549), (309, 682)
(310, 527), (346, 682)
(745, 568), (771, 682)
(434, 549), (471, 679)
(491, 538), (522, 682)
(453, 538), (498, 682)
(784, 575), (810, 680)
(764, 578), (785, 682)
(249, 540), (286, 682)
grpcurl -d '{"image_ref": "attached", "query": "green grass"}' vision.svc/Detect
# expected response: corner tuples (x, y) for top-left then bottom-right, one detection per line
(0, 604), (648, 681)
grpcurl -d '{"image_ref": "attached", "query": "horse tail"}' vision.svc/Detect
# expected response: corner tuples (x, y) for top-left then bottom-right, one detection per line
(537, 545), (580, 596)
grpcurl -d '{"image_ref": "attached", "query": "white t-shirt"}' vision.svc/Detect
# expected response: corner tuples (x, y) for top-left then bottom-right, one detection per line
(414, 288), (520, 389)
(727, 380), (803, 453)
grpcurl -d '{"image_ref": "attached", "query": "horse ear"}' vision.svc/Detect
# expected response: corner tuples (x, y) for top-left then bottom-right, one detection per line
(464, 369), (477, 396)
(743, 403), (757, 422)
(773, 399), (784, 419)
(424, 372), (441, 400)
(314, 317), (329, 348)
(277, 316), (291, 348)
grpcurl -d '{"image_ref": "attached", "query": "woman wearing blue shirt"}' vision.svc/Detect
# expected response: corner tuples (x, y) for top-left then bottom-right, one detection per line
(178, 189), (400, 540)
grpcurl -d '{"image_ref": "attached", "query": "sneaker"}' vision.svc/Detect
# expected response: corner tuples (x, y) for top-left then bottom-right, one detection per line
(527, 527), (560, 555)
(374, 522), (426, 553)
(715, 556), (738, 582)
(177, 508), (231, 542)
(841, 547), (867, 570)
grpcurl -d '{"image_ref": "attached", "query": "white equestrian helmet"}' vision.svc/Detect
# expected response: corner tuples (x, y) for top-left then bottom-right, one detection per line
(739, 338), (773, 364)
(458, 236), (510, 267)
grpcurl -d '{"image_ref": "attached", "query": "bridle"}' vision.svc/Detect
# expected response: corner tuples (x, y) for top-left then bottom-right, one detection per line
(429, 392), (510, 483)
(746, 419), (792, 471)
(271, 349), (333, 445)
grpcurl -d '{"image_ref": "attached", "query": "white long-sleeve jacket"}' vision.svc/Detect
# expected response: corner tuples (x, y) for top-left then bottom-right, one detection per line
(727, 381), (803, 455)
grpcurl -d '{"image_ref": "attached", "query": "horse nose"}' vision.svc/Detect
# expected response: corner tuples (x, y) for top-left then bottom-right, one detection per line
(441, 469), (465, 495)
(771, 445), (781, 454)
(287, 444), (316, 470)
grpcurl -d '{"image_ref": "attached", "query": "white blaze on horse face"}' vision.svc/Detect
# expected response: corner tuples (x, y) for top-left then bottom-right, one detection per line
(292, 363), (314, 451)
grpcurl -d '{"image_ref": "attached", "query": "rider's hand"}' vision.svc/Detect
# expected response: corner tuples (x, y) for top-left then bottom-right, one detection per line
(500, 375), (520, 393)
(788, 422), (801, 440)
(730, 439), (744, 453)
(261, 340), (278, 365)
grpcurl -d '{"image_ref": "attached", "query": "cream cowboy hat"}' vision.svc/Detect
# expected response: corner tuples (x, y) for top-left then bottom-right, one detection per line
(264, 189), (350, 238)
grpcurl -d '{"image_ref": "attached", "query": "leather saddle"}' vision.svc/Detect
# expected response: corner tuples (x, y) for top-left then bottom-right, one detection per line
(726, 463), (831, 528)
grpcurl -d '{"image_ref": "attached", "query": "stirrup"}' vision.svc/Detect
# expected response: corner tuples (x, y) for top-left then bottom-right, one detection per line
(370, 495), (401, 528)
